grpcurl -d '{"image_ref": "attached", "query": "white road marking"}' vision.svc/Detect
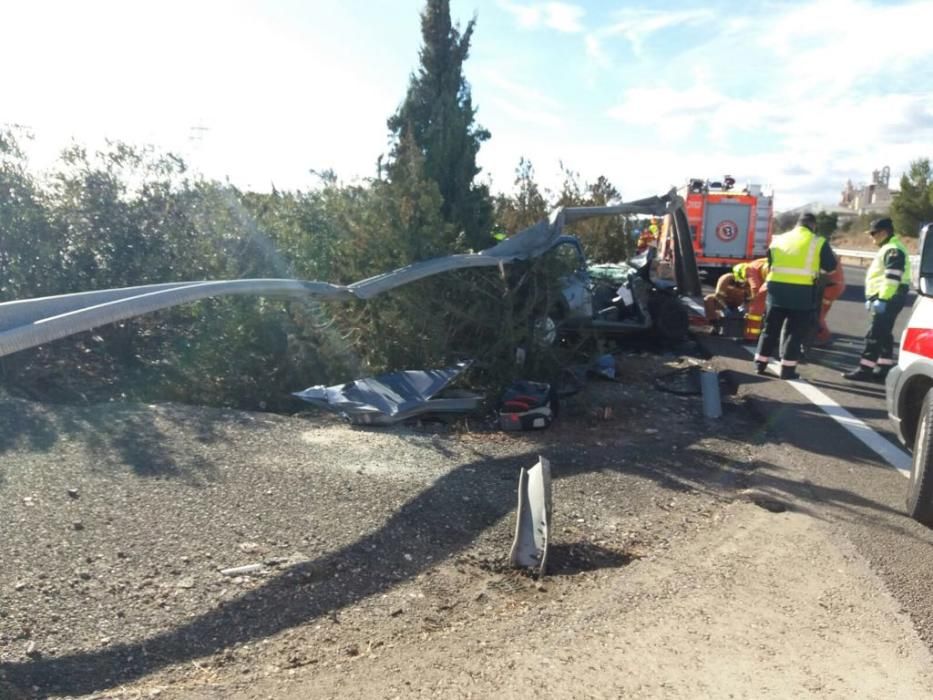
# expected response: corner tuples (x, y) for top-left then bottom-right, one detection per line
(742, 347), (912, 477)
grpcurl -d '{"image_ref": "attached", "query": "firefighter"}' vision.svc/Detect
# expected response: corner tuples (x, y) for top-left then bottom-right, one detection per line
(704, 263), (747, 334)
(636, 218), (660, 253)
(842, 217), (911, 381)
(812, 263), (846, 346)
(704, 258), (769, 336)
(754, 212), (837, 379)
(742, 257), (770, 342)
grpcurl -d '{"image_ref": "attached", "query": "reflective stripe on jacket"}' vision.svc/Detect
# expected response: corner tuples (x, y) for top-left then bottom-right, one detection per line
(767, 226), (824, 286)
(865, 235), (911, 300)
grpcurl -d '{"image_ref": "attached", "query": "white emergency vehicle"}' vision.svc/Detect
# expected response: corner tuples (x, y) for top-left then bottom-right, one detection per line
(887, 223), (933, 524)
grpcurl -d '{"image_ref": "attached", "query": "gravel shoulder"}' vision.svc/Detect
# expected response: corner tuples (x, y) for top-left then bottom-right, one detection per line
(1, 351), (931, 698)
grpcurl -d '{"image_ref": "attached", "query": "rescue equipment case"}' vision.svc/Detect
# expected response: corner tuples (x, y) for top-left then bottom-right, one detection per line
(499, 381), (555, 431)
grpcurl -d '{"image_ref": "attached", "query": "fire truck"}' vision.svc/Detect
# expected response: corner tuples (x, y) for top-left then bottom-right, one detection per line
(660, 176), (774, 278)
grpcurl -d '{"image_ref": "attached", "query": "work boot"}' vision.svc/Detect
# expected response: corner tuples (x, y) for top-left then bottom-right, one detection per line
(755, 361), (768, 375)
(779, 366), (800, 381)
(842, 367), (877, 382)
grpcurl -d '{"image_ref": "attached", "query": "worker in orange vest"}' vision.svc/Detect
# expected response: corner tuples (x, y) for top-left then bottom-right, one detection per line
(636, 218), (659, 253)
(742, 258), (770, 342)
(812, 263), (846, 346)
(704, 258), (769, 336)
(703, 258), (768, 340)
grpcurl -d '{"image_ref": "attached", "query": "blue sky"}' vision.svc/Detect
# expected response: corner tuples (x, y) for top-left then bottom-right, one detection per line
(3, 0), (933, 209)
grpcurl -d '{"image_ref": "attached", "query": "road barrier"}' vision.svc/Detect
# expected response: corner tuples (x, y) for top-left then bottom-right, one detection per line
(833, 249), (920, 287)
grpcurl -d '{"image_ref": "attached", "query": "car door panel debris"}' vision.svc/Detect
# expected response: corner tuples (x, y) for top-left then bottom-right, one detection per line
(292, 361), (480, 426)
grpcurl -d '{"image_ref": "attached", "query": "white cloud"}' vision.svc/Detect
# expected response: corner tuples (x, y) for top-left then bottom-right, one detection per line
(5, 0), (933, 213)
(603, 78), (933, 206)
(543, 2), (585, 32)
(594, 0), (933, 207)
(490, 98), (564, 129)
(481, 72), (565, 124)
(758, 0), (933, 99)
(584, 35), (610, 68)
(498, 1), (585, 33)
(589, 8), (714, 57)
(606, 81), (772, 146)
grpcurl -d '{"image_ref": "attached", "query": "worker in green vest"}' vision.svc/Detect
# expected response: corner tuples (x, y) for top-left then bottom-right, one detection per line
(754, 212), (838, 379)
(842, 217), (912, 382)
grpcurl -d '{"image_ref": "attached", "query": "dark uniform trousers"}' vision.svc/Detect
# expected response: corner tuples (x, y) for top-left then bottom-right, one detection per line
(861, 291), (907, 365)
(757, 303), (811, 365)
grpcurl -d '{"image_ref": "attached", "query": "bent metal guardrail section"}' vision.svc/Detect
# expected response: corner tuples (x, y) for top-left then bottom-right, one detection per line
(0, 192), (688, 360)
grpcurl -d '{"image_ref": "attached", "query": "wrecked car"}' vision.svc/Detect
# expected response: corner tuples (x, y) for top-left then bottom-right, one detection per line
(536, 237), (690, 344)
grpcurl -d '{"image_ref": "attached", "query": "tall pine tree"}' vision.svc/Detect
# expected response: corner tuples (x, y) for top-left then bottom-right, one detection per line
(387, 0), (493, 252)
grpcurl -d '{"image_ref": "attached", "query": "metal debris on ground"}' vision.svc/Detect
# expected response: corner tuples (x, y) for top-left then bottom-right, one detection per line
(654, 366), (704, 396)
(293, 361), (482, 426)
(509, 457), (553, 576)
(219, 564), (264, 577)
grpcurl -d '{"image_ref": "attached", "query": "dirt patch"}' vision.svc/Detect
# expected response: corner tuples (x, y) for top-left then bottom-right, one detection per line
(2, 350), (928, 698)
(200, 504), (933, 700)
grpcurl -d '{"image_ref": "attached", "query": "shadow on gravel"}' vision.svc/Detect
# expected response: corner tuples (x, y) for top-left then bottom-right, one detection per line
(0, 422), (754, 696)
(0, 399), (236, 482)
(0, 400), (59, 455)
(0, 451), (531, 695)
(5, 335), (903, 697)
(547, 542), (635, 575)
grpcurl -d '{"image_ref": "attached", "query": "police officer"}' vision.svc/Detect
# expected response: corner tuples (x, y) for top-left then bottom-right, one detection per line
(754, 212), (838, 379)
(842, 217), (911, 382)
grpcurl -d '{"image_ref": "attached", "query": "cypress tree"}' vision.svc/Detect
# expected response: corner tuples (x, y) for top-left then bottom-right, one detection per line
(387, 0), (493, 252)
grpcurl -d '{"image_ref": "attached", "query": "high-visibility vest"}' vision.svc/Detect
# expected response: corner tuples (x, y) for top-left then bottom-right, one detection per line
(767, 226), (824, 286)
(866, 235), (911, 300)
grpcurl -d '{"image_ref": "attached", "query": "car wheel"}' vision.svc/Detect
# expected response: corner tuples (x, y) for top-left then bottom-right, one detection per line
(907, 390), (933, 525)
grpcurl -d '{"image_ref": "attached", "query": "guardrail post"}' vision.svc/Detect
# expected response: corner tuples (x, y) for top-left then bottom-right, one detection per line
(700, 370), (722, 419)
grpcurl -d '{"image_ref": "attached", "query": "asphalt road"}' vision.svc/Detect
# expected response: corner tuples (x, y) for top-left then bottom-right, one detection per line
(706, 263), (933, 646)
(803, 264), (915, 445)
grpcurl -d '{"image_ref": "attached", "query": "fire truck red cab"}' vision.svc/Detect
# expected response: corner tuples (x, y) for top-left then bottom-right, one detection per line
(662, 176), (773, 279)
